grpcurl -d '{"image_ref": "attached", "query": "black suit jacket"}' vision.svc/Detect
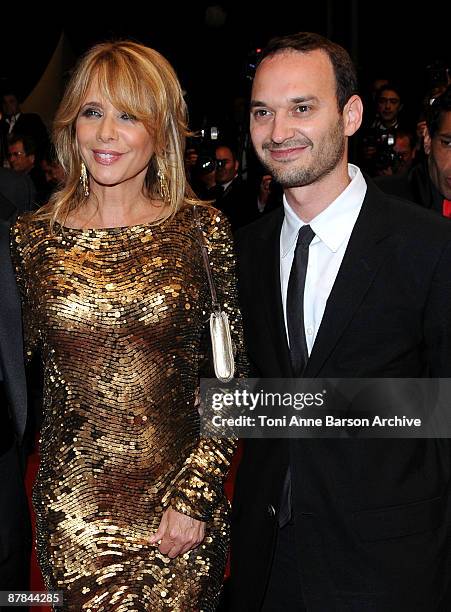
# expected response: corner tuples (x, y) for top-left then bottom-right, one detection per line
(211, 178), (257, 232)
(0, 196), (27, 439)
(230, 179), (451, 611)
(0, 167), (36, 215)
(0, 167), (33, 441)
(375, 162), (443, 214)
(0, 184), (30, 589)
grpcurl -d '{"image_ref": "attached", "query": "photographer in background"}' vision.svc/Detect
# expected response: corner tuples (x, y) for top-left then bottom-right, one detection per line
(372, 129), (417, 177)
(7, 133), (50, 206)
(189, 140), (281, 231)
(376, 85), (451, 215)
(0, 88), (49, 168)
(372, 83), (405, 131)
(359, 82), (413, 176)
(207, 142), (255, 230)
(187, 141), (218, 200)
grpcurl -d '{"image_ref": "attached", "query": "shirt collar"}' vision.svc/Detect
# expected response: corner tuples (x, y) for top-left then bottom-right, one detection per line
(220, 178), (235, 192)
(281, 164), (367, 258)
(7, 113), (20, 123)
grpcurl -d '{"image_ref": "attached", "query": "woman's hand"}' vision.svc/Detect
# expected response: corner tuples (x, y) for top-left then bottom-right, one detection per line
(149, 507), (206, 558)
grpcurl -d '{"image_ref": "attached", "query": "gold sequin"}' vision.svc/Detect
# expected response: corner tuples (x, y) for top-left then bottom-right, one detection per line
(11, 205), (247, 611)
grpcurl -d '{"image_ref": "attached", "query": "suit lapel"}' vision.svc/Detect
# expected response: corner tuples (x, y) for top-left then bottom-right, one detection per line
(304, 184), (394, 377)
(256, 209), (294, 377)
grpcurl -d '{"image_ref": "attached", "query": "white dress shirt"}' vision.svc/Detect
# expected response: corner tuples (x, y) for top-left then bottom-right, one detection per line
(6, 113), (20, 133)
(280, 164), (367, 355)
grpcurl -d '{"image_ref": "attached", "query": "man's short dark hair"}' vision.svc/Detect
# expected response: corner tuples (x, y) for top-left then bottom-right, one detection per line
(426, 85), (451, 138)
(7, 133), (37, 157)
(215, 142), (237, 160)
(258, 31), (358, 112)
(396, 129), (416, 149)
(377, 82), (403, 102)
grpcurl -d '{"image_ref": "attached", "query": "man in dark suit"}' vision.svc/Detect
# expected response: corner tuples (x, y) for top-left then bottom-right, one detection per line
(230, 32), (451, 611)
(208, 143), (257, 231)
(7, 135), (50, 206)
(0, 90), (49, 167)
(0, 170), (32, 590)
(376, 86), (451, 216)
(0, 167), (36, 215)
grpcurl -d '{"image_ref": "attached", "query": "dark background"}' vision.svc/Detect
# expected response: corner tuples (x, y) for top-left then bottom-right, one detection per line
(0, 2), (449, 132)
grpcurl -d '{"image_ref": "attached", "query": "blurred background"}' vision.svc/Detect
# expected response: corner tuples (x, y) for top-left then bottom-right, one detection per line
(0, 1), (449, 134)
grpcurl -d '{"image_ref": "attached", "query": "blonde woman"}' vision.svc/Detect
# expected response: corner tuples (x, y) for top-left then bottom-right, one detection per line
(11, 41), (244, 610)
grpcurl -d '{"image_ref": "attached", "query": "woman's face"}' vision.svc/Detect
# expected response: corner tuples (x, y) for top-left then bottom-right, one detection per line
(76, 81), (154, 189)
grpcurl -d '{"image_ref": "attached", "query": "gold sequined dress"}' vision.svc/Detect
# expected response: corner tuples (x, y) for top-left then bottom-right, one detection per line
(12, 205), (244, 611)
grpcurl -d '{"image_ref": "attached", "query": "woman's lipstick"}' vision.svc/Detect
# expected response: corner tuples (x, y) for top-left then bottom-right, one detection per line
(92, 150), (124, 165)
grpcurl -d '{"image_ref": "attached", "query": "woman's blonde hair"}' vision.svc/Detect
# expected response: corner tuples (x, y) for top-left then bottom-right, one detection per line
(36, 40), (199, 228)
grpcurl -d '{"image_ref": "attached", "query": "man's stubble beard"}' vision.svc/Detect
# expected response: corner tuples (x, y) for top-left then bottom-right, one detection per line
(254, 117), (346, 188)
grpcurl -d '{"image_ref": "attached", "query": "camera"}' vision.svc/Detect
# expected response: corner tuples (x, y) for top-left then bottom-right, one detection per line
(186, 124), (223, 176)
(199, 126), (219, 141)
(375, 141), (404, 173)
(195, 154), (226, 175)
(362, 129), (403, 173)
(196, 154), (215, 174)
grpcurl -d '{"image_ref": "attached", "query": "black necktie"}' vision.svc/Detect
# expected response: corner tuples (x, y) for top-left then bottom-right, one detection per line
(286, 225), (315, 376)
(278, 225), (314, 528)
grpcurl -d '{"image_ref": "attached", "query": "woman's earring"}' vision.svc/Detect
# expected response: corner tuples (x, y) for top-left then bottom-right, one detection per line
(157, 166), (170, 204)
(80, 161), (89, 197)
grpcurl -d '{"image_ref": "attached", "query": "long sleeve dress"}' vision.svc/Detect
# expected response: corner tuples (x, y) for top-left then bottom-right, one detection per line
(11, 204), (245, 611)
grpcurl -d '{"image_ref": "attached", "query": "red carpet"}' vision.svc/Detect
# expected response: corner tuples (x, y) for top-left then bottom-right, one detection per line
(24, 438), (242, 606)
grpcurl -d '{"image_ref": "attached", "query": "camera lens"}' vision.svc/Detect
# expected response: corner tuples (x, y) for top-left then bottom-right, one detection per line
(196, 156), (215, 174)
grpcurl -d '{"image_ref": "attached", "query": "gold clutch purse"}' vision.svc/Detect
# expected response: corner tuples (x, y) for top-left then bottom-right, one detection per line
(193, 206), (235, 382)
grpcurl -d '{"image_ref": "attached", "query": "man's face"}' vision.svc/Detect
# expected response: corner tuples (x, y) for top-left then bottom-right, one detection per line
(376, 89), (402, 125)
(428, 111), (451, 200)
(215, 146), (238, 185)
(250, 49), (350, 188)
(2, 94), (19, 116)
(8, 141), (35, 173)
(393, 135), (415, 173)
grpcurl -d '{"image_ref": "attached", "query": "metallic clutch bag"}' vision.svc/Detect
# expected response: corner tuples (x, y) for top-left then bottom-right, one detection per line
(193, 206), (235, 382)
(210, 308), (235, 382)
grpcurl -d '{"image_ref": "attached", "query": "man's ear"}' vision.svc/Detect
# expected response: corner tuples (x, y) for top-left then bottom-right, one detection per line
(423, 127), (432, 156)
(343, 95), (363, 137)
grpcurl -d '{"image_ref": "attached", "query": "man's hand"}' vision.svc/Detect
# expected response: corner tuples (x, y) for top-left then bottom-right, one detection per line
(149, 507), (206, 558)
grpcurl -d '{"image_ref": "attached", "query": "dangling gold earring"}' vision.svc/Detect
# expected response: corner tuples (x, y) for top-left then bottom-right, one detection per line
(157, 164), (170, 204)
(80, 161), (89, 197)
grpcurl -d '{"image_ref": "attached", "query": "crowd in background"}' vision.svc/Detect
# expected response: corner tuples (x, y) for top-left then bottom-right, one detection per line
(1, 57), (450, 233)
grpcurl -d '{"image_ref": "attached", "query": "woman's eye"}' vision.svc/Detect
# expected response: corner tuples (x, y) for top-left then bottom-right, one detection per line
(121, 112), (136, 121)
(81, 108), (101, 118)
